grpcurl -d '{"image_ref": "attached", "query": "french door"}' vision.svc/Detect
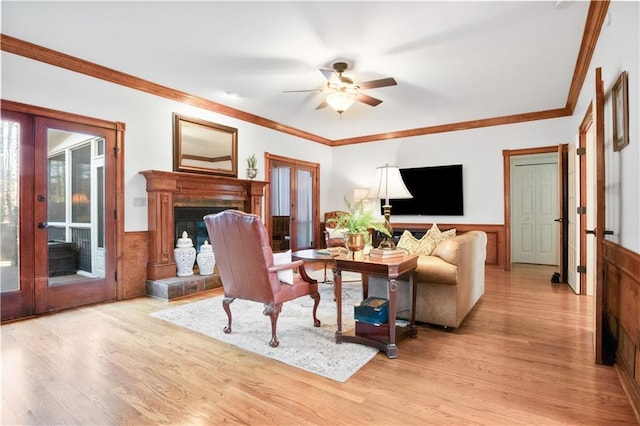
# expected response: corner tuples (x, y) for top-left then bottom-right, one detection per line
(1, 107), (118, 321)
(265, 153), (319, 251)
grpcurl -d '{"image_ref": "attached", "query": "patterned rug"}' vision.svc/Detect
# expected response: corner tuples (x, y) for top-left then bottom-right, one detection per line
(150, 274), (377, 382)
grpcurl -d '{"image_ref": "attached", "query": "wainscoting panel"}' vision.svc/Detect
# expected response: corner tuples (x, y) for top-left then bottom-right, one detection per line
(392, 223), (506, 268)
(118, 231), (148, 300)
(604, 240), (640, 416)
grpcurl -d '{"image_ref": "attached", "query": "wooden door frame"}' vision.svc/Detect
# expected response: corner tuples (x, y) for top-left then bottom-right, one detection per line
(1, 100), (125, 320)
(503, 145), (568, 272)
(579, 105), (592, 296)
(264, 153), (320, 250)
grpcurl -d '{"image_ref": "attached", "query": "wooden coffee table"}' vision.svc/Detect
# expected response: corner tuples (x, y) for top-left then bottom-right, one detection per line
(333, 253), (418, 358)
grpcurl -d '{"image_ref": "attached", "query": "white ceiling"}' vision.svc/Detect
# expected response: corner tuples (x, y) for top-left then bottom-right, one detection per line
(2, 1), (591, 141)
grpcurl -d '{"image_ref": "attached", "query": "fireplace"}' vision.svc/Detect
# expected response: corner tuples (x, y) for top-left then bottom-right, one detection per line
(140, 170), (268, 281)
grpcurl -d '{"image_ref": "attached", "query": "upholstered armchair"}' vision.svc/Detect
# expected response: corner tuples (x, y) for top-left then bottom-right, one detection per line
(204, 210), (321, 347)
(323, 210), (349, 249)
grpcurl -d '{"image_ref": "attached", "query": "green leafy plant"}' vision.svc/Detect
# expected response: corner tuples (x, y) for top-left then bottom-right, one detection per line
(247, 154), (257, 169)
(329, 197), (391, 237)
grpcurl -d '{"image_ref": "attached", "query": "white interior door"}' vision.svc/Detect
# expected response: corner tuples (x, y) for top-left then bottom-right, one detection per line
(511, 154), (559, 265)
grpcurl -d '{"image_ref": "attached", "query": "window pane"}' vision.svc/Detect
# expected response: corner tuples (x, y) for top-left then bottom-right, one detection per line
(48, 153), (66, 223)
(71, 145), (91, 223)
(0, 120), (20, 292)
(97, 166), (104, 248)
(296, 169), (313, 247)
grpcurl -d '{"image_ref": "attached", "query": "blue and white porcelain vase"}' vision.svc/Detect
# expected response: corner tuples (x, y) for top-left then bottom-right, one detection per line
(174, 231), (196, 277)
(196, 240), (215, 276)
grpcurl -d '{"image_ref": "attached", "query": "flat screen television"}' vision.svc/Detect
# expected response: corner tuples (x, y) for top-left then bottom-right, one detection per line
(385, 164), (464, 216)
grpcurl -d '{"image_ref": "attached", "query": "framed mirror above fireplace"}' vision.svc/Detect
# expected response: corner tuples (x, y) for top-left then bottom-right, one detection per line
(173, 113), (238, 177)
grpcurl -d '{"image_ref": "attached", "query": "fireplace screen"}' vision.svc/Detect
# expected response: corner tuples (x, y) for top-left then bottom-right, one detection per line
(174, 207), (227, 250)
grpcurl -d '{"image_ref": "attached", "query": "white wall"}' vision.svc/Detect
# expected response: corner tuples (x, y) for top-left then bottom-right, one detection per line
(2, 1), (638, 254)
(1, 53), (333, 232)
(568, 0), (639, 253)
(330, 117), (573, 225)
(329, 1), (639, 255)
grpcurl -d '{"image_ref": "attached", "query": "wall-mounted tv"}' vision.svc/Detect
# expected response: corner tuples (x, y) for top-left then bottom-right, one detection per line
(386, 164), (464, 216)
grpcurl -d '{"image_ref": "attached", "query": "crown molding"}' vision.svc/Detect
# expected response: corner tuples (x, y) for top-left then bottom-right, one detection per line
(2, 1), (609, 147)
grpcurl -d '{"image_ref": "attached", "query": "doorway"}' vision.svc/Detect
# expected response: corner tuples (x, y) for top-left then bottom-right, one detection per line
(503, 145), (569, 280)
(265, 153), (319, 252)
(1, 105), (120, 321)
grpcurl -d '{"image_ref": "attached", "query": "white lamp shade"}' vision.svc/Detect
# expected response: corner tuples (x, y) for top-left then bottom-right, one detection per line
(366, 164), (413, 202)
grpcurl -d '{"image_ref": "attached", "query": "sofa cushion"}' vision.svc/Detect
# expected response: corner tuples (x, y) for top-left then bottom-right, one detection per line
(415, 255), (457, 285)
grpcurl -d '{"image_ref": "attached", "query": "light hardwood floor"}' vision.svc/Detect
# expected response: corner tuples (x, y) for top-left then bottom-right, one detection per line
(2, 264), (638, 425)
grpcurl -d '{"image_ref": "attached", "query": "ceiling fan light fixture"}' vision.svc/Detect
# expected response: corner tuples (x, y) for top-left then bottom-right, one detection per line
(326, 91), (356, 114)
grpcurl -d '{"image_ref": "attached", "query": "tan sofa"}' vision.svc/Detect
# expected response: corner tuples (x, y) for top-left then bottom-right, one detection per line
(369, 230), (487, 328)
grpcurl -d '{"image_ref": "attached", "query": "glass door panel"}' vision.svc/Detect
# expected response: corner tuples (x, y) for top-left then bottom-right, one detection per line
(34, 117), (115, 314)
(1, 120), (20, 292)
(296, 169), (313, 248)
(1, 111), (35, 321)
(270, 165), (291, 251)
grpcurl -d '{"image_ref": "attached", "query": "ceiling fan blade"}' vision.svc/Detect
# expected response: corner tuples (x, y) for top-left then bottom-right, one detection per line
(356, 93), (383, 107)
(319, 68), (335, 80)
(357, 77), (398, 90)
(283, 88), (324, 93)
(315, 100), (328, 110)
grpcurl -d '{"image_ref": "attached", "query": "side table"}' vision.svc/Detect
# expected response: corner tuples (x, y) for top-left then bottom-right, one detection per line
(333, 254), (418, 358)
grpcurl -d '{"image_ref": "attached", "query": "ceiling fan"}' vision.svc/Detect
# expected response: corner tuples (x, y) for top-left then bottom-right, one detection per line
(283, 62), (397, 114)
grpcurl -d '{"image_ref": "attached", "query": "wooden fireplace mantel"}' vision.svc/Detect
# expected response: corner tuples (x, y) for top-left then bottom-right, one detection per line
(140, 170), (268, 280)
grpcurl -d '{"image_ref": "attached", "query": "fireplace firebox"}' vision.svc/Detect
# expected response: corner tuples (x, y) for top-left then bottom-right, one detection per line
(174, 206), (227, 250)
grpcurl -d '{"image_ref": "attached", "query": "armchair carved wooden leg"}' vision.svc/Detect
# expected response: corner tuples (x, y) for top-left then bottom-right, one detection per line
(222, 297), (235, 334)
(310, 292), (321, 327)
(263, 303), (283, 347)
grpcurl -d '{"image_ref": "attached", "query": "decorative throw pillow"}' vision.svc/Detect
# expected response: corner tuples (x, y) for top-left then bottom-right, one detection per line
(273, 249), (294, 285)
(426, 223), (456, 246)
(397, 230), (438, 256)
(397, 230), (420, 253)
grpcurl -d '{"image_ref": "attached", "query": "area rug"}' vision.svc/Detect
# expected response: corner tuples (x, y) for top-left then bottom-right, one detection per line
(150, 276), (376, 382)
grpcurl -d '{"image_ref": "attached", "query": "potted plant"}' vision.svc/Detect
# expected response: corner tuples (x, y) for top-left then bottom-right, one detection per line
(246, 154), (257, 179)
(329, 197), (391, 258)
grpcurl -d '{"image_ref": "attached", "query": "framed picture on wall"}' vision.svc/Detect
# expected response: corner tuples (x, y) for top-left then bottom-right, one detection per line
(612, 70), (629, 152)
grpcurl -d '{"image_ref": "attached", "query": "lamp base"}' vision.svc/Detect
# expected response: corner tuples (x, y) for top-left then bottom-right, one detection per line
(377, 238), (396, 250)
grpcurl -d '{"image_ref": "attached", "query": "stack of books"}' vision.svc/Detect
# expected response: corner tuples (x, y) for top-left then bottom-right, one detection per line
(368, 248), (406, 262)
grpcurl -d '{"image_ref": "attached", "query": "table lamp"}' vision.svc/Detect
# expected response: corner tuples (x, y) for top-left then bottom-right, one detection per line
(366, 164), (413, 249)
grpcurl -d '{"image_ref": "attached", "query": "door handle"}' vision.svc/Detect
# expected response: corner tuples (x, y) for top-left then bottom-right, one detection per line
(37, 222), (48, 229)
(554, 218), (563, 222)
(37, 195), (46, 202)
(585, 229), (614, 236)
